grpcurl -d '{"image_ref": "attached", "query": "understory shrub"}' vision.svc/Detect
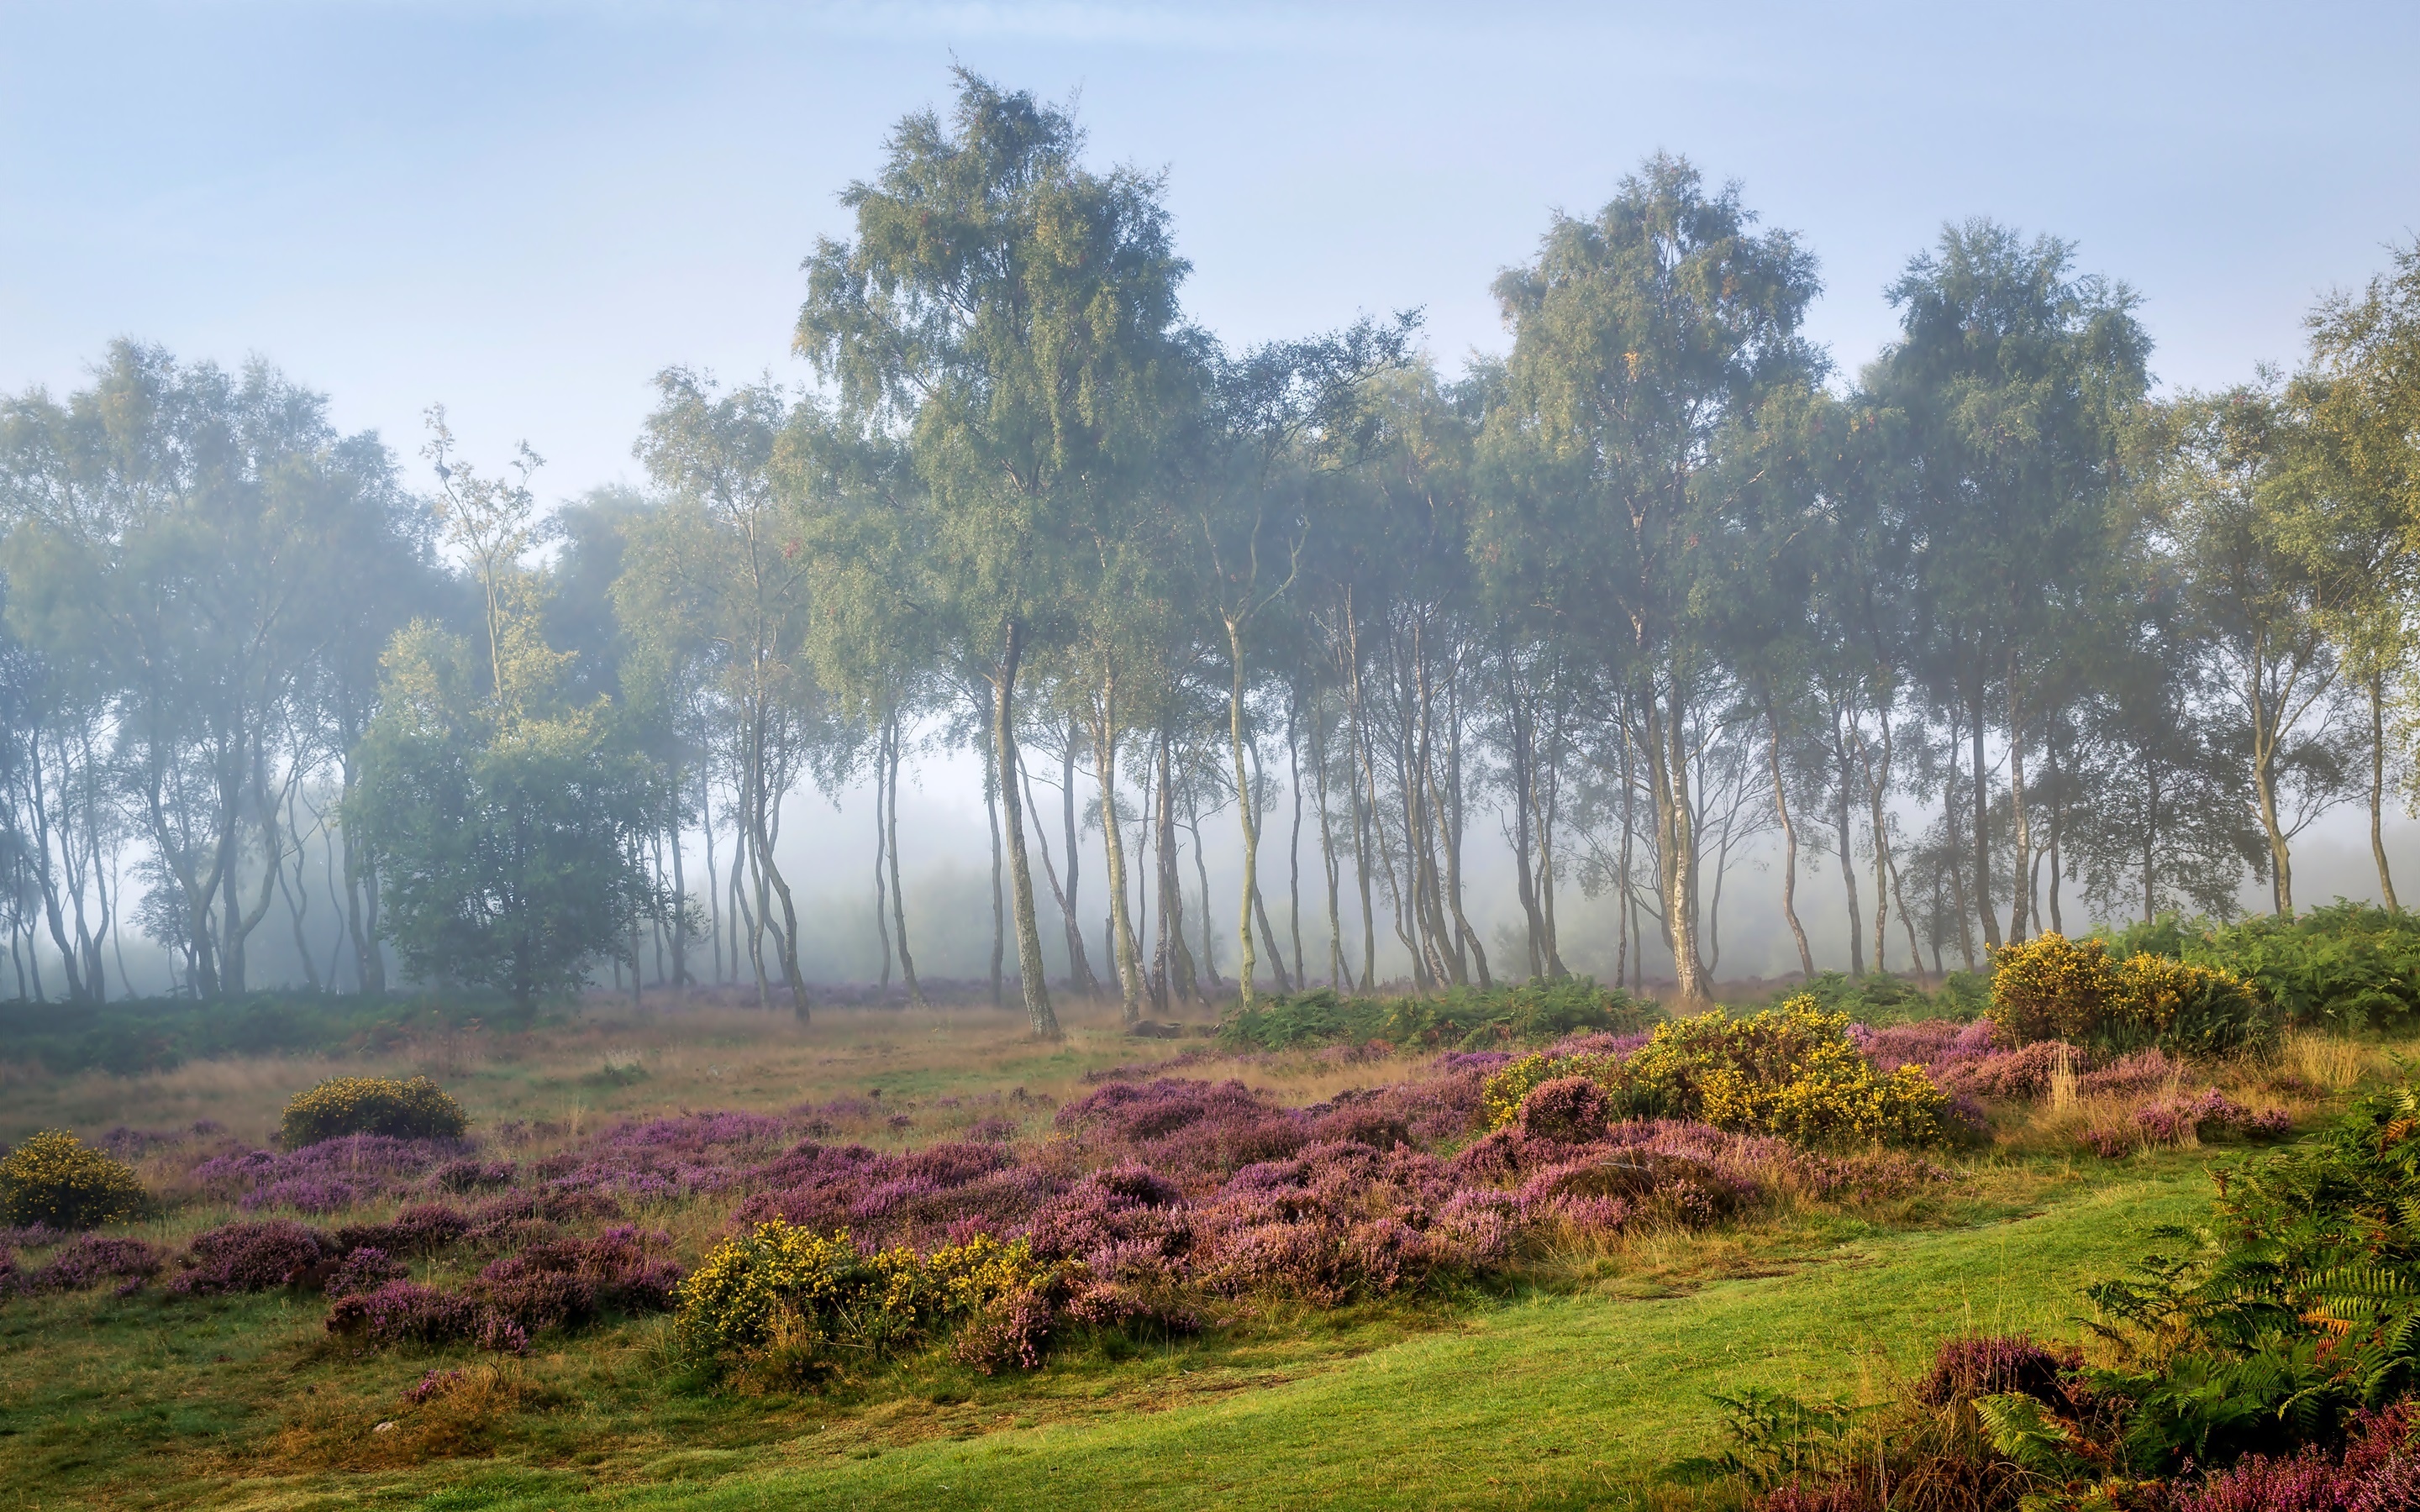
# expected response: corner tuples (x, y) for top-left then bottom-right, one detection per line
(279, 1076), (469, 1147)
(168, 1219), (339, 1295)
(2112, 902), (2420, 1031)
(1, 1234), (164, 1297)
(1987, 933), (2275, 1055)
(0, 1131), (148, 1230)
(1484, 998), (1955, 1147)
(675, 1221), (1051, 1378)
(1219, 977), (1657, 1053)
(1746, 1081), (2420, 1508)
(328, 1226), (681, 1352)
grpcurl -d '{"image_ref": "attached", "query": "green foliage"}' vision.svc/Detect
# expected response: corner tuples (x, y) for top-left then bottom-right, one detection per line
(1989, 932), (2277, 1055)
(2078, 1081), (2420, 1469)
(1672, 1386), (1866, 1489)
(1781, 970), (1989, 1025)
(0, 1130), (146, 1230)
(0, 993), (502, 1076)
(2118, 903), (2420, 1031)
(349, 622), (669, 1016)
(1218, 977), (1656, 1053)
(277, 1075), (469, 1147)
(1481, 996), (1955, 1147)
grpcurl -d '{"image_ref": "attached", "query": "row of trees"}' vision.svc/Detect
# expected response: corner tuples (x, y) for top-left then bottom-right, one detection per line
(5, 73), (2417, 1026)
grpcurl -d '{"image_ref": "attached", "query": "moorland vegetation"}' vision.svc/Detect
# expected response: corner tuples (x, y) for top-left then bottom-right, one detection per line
(8, 912), (2420, 1507)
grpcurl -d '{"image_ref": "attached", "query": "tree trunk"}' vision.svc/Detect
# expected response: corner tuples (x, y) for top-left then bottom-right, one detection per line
(2374, 670), (2401, 912)
(1061, 727), (1100, 994)
(872, 742), (892, 990)
(886, 709), (923, 1005)
(1971, 669), (2000, 951)
(1224, 617), (1263, 1011)
(1833, 706), (1864, 978)
(1643, 680), (1711, 1006)
(2006, 659), (2033, 942)
(1765, 703), (1815, 979)
(1092, 671), (1143, 1020)
(992, 622), (1059, 1037)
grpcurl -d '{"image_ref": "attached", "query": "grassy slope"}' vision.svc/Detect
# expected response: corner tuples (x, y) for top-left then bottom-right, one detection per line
(397, 1167), (2207, 1512)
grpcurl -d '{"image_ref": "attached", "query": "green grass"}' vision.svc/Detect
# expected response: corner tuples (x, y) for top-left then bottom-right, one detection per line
(0, 1158), (2214, 1511)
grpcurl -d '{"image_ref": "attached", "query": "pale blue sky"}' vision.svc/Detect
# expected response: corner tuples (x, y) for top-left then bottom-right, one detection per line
(5, 0), (2417, 498)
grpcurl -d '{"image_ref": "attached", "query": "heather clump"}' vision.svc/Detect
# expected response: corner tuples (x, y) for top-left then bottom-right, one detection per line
(329, 1226), (682, 1353)
(192, 1135), (469, 1215)
(325, 1247), (409, 1299)
(280, 1076), (469, 1147)
(167, 1220), (339, 1296)
(1053, 1078), (1307, 1174)
(4, 1234), (165, 1296)
(2119, 1084), (2284, 1142)
(336, 1204), (474, 1257)
(1914, 1334), (2081, 1407)
(0, 1131), (149, 1231)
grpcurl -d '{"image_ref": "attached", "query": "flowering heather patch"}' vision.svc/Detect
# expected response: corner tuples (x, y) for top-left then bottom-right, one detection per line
(325, 1246), (408, 1299)
(167, 1220), (338, 1295)
(434, 1159), (515, 1194)
(1054, 1079), (1309, 1175)
(192, 1134), (470, 1215)
(403, 1367), (470, 1405)
(1913, 1333), (2081, 1406)
(7, 1234), (164, 1295)
(2176, 1404), (2420, 1511)
(329, 1227), (682, 1354)
(2079, 1047), (2181, 1097)
(526, 1110), (788, 1205)
(1439, 1049), (1515, 1074)
(97, 1126), (188, 1161)
(1844, 1019), (1973, 1072)
(1934, 1040), (2075, 1100)
(2131, 1089), (2291, 1147)
(336, 1203), (474, 1257)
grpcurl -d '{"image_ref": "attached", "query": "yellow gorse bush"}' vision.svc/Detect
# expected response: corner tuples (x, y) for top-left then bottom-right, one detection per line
(1480, 996), (1953, 1147)
(1480, 1051), (1624, 1128)
(675, 1220), (1050, 1366)
(1987, 932), (2272, 1053)
(279, 1075), (469, 1147)
(0, 1130), (148, 1230)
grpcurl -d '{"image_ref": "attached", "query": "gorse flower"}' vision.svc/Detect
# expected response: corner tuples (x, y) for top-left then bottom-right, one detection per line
(0, 1131), (147, 1231)
(1482, 999), (1954, 1147)
(279, 1077), (470, 1147)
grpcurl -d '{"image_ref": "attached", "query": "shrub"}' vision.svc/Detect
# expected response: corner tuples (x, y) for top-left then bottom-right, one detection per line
(1486, 1000), (1953, 1147)
(1914, 1334), (2081, 1407)
(1514, 1076), (1610, 1144)
(0, 1131), (147, 1230)
(336, 1204), (474, 1257)
(168, 1220), (338, 1295)
(2118, 903), (2420, 1031)
(279, 1076), (469, 1147)
(1218, 977), (1657, 1052)
(1989, 933), (2276, 1055)
(675, 1220), (1052, 1375)
(8, 1234), (164, 1295)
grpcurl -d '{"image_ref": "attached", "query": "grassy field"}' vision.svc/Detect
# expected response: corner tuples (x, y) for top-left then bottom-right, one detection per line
(0, 995), (2361, 1511)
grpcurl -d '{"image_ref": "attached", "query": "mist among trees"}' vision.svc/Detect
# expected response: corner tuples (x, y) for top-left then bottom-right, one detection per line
(6, 73), (2418, 1030)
